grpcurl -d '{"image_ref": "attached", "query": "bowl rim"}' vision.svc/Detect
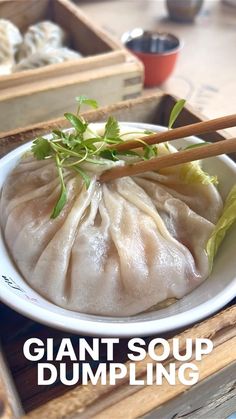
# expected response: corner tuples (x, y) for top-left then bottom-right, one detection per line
(1, 280), (235, 337)
(0, 122), (236, 337)
(121, 28), (184, 56)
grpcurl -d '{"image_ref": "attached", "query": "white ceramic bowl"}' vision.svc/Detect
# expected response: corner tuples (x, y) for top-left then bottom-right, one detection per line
(0, 123), (236, 337)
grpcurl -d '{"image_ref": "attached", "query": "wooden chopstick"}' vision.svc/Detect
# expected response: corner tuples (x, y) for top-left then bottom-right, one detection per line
(111, 113), (236, 152)
(100, 137), (236, 183)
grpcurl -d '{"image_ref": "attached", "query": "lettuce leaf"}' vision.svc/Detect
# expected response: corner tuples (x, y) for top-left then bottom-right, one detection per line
(206, 184), (236, 269)
(180, 160), (218, 185)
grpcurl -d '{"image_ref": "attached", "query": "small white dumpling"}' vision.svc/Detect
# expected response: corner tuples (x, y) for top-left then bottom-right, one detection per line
(13, 47), (82, 72)
(18, 21), (67, 59)
(0, 19), (22, 75)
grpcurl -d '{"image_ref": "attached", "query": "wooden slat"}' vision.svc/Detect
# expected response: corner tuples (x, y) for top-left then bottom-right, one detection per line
(0, 59), (142, 101)
(53, 0), (122, 53)
(0, 92), (230, 157)
(0, 348), (23, 419)
(0, 303), (130, 413)
(0, 60), (142, 132)
(25, 306), (236, 419)
(92, 343), (236, 419)
(0, 51), (126, 91)
(0, 93), (165, 157)
(142, 362), (236, 419)
(0, 0), (143, 131)
(0, 0), (50, 31)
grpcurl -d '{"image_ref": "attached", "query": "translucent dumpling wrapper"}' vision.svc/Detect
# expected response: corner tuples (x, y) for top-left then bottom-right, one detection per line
(13, 47), (82, 72)
(17, 21), (67, 60)
(0, 19), (22, 74)
(0, 126), (224, 317)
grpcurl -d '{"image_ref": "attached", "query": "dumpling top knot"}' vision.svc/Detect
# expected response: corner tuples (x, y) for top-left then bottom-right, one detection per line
(18, 21), (67, 60)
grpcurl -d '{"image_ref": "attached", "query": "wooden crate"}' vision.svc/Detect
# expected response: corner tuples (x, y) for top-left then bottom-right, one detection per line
(0, 0), (143, 132)
(0, 93), (235, 419)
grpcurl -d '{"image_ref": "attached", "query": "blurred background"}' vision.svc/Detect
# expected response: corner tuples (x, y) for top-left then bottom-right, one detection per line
(1, 0), (236, 134)
(78, 0), (236, 134)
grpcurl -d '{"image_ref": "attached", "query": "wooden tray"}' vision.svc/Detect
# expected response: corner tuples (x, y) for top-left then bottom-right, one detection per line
(0, 93), (235, 419)
(0, 0), (143, 132)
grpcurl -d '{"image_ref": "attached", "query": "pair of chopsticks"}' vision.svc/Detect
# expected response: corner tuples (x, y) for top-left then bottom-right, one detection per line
(100, 114), (236, 182)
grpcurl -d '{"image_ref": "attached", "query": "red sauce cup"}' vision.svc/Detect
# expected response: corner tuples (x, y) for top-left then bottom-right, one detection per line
(122, 29), (183, 87)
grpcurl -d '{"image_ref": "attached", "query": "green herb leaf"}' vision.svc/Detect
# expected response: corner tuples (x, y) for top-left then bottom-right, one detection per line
(168, 99), (186, 129)
(104, 116), (120, 140)
(32, 97), (192, 221)
(144, 130), (154, 135)
(76, 95), (98, 110)
(120, 130), (153, 137)
(51, 188), (67, 219)
(206, 184), (236, 270)
(184, 142), (210, 150)
(51, 155), (67, 219)
(143, 145), (157, 160)
(119, 150), (142, 158)
(73, 166), (91, 189)
(103, 138), (123, 145)
(82, 137), (103, 148)
(52, 129), (64, 138)
(61, 132), (82, 149)
(64, 113), (87, 133)
(32, 137), (52, 160)
(99, 149), (119, 161)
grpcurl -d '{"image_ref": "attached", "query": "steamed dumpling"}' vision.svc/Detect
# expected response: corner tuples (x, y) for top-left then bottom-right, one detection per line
(18, 21), (67, 59)
(0, 126), (223, 316)
(0, 19), (22, 75)
(13, 47), (82, 71)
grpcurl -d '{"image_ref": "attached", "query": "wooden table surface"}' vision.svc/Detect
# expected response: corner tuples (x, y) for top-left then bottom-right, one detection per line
(78, 0), (236, 136)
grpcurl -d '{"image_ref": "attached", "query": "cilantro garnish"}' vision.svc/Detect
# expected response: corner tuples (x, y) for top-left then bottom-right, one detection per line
(104, 116), (120, 140)
(31, 96), (186, 219)
(75, 95), (98, 114)
(168, 99), (186, 129)
(51, 155), (67, 219)
(32, 137), (52, 160)
(31, 98), (127, 218)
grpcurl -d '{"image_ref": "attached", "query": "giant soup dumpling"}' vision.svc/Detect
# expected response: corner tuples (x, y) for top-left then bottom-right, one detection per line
(0, 125), (223, 316)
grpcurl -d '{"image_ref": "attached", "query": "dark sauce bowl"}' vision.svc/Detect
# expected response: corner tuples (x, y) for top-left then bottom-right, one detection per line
(122, 29), (183, 87)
